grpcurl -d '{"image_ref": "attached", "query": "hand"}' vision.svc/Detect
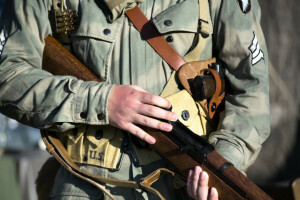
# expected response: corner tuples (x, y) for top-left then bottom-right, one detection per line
(187, 166), (219, 200)
(107, 85), (177, 144)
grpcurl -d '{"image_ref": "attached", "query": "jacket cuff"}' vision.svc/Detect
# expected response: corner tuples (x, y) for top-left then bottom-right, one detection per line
(210, 139), (245, 172)
(72, 80), (114, 125)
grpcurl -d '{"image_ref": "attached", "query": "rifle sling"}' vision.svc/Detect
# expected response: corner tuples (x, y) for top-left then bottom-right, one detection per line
(125, 6), (186, 71)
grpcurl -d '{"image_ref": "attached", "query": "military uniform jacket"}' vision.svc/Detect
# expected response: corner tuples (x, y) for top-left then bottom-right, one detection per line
(0, 0), (270, 172)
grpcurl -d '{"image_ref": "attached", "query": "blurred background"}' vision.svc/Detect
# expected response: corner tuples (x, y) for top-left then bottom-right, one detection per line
(0, 0), (299, 199)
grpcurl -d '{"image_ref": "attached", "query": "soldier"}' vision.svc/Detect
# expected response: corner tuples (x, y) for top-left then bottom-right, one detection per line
(0, 0), (269, 199)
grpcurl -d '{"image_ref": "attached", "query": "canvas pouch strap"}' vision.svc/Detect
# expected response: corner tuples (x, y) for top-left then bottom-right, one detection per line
(42, 130), (185, 200)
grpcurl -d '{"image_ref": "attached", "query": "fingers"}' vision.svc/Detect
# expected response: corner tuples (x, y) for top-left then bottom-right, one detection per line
(139, 90), (172, 109)
(187, 166), (219, 200)
(138, 104), (177, 122)
(197, 170), (209, 200)
(126, 123), (156, 144)
(209, 188), (218, 200)
(107, 85), (177, 144)
(134, 114), (173, 132)
(130, 85), (171, 109)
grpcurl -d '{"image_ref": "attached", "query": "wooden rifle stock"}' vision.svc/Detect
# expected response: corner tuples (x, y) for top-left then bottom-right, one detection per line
(42, 36), (272, 200)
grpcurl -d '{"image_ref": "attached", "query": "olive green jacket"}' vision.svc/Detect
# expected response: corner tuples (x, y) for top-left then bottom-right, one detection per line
(0, 0), (269, 171)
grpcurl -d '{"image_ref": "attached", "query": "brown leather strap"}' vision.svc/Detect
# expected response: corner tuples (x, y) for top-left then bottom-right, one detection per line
(205, 68), (225, 119)
(125, 6), (186, 71)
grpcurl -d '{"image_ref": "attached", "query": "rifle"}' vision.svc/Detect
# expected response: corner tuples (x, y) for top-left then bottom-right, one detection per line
(42, 35), (272, 200)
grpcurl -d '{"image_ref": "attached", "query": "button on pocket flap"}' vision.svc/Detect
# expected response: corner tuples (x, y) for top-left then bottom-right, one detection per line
(166, 90), (199, 127)
(152, 1), (199, 34)
(86, 125), (116, 147)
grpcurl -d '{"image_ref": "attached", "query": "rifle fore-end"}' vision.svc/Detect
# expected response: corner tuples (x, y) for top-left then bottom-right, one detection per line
(42, 36), (272, 200)
(145, 121), (272, 200)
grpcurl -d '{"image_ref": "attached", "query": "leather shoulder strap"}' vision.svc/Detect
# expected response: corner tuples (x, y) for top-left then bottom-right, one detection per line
(125, 6), (186, 71)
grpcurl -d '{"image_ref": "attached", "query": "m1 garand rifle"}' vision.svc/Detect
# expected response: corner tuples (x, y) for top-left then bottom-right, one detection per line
(42, 36), (272, 200)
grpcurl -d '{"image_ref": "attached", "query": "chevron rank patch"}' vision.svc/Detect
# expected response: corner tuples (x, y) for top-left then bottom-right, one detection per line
(236, 0), (251, 14)
(0, 30), (6, 58)
(249, 32), (264, 66)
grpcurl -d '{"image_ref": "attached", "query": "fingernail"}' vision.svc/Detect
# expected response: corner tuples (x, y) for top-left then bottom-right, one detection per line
(149, 137), (156, 144)
(200, 172), (206, 180)
(164, 124), (172, 132)
(188, 170), (193, 179)
(172, 114), (178, 121)
(210, 187), (217, 196)
(194, 166), (200, 174)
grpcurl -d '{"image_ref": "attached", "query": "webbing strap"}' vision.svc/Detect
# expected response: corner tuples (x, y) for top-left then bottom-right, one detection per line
(42, 130), (178, 200)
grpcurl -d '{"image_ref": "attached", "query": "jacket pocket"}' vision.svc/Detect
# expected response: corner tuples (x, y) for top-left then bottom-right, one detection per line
(68, 0), (123, 80)
(152, 0), (213, 57)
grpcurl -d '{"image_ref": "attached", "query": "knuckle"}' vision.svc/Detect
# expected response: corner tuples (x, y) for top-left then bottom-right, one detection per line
(158, 122), (165, 130)
(144, 93), (154, 102)
(117, 121), (126, 129)
(142, 117), (149, 125)
(147, 106), (156, 115)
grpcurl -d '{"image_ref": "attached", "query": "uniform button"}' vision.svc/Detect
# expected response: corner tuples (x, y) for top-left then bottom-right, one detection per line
(83, 156), (88, 162)
(166, 36), (173, 42)
(164, 20), (172, 26)
(103, 29), (111, 35)
(80, 112), (87, 119)
(181, 110), (190, 121)
(95, 129), (103, 140)
(97, 113), (105, 120)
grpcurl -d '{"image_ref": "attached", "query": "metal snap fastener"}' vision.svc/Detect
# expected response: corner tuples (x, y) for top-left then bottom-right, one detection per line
(97, 113), (105, 120)
(95, 129), (103, 140)
(103, 29), (111, 35)
(166, 36), (173, 42)
(181, 110), (190, 121)
(80, 112), (87, 119)
(83, 156), (88, 162)
(201, 32), (209, 38)
(164, 20), (172, 26)
(211, 102), (217, 112)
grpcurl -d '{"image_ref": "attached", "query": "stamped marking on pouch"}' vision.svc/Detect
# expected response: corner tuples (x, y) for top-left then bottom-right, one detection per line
(90, 150), (104, 161)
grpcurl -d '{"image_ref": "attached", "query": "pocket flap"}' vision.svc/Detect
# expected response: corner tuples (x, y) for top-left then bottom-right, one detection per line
(69, 1), (122, 42)
(152, 1), (199, 34)
(166, 90), (199, 127)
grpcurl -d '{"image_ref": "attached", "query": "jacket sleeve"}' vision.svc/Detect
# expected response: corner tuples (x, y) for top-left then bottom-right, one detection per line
(0, 0), (113, 132)
(208, 0), (270, 171)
